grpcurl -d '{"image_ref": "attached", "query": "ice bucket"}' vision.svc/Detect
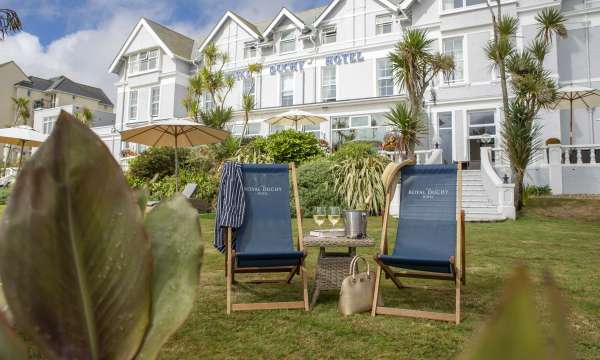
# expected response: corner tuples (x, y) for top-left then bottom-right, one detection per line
(344, 210), (368, 238)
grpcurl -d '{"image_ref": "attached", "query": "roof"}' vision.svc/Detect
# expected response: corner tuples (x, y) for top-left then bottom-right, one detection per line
(15, 75), (113, 106)
(143, 18), (194, 59)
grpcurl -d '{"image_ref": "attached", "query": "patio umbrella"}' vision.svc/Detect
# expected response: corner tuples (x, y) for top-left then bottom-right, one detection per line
(266, 109), (326, 130)
(552, 86), (600, 145)
(0, 125), (48, 171)
(120, 118), (229, 190)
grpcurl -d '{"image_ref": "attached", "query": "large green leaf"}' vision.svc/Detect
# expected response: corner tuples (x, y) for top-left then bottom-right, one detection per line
(0, 314), (27, 360)
(0, 111), (152, 360)
(135, 195), (203, 360)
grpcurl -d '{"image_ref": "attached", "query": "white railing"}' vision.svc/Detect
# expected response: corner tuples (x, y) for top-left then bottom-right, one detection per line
(560, 144), (600, 165)
(120, 156), (137, 172)
(481, 148), (516, 219)
(380, 149), (443, 164)
(0, 168), (17, 187)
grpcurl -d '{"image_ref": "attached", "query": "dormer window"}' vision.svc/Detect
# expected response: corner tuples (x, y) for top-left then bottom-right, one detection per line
(279, 30), (296, 54)
(128, 49), (159, 74)
(322, 26), (337, 44)
(244, 42), (257, 59)
(375, 14), (393, 35)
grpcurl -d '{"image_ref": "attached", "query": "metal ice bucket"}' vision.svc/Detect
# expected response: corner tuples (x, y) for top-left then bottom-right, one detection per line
(344, 210), (368, 238)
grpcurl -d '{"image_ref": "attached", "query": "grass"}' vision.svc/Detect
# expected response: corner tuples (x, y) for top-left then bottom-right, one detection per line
(157, 198), (600, 359)
(2, 198), (599, 359)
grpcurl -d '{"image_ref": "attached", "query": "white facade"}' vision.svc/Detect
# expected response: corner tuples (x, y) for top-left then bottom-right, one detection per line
(110, 0), (600, 194)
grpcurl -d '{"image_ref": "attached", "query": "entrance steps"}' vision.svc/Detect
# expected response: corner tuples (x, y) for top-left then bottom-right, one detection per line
(461, 170), (506, 222)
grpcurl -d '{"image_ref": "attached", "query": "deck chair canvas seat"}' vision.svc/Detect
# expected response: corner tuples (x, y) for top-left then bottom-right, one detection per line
(225, 163), (309, 313)
(372, 162), (465, 324)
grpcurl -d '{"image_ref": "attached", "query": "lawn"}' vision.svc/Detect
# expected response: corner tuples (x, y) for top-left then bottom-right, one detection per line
(156, 198), (600, 359)
(2, 198), (599, 359)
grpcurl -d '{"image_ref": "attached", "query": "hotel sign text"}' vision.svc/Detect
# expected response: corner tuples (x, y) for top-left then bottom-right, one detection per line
(268, 51), (365, 76)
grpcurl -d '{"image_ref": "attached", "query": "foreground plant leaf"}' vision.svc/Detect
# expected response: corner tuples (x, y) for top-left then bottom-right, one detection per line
(0, 111), (152, 360)
(544, 271), (575, 359)
(460, 266), (546, 360)
(0, 314), (27, 360)
(135, 195), (203, 360)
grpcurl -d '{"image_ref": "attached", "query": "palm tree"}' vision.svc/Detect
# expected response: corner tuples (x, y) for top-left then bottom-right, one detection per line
(535, 8), (567, 45)
(74, 107), (93, 126)
(384, 102), (427, 159)
(239, 63), (262, 144)
(182, 73), (203, 122)
(388, 29), (455, 118)
(0, 9), (22, 40)
(3, 97), (30, 174)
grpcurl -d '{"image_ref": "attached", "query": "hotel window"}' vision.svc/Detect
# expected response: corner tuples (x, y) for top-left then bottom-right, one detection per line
(128, 49), (159, 74)
(375, 14), (393, 35)
(322, 25), (337, 44)
(244, 42), (257, 59)
(150, 87), (160, 118)
(279, 30), (296, 53)
(376, 58), (394, 97)
(128, 90), (138, 121)
(443, 0), (486, 10)
(442, 37), (464, 82)
(231, 123), (261, 137)
(280, 73), (294, 106)
(42, 116), (57, 134)
(302, 124), (321, 138)
(203, 93), (214, 110)
(468, 110), (496, 137)
(332, 114), (392, 149)
(321, 66), (336, 102)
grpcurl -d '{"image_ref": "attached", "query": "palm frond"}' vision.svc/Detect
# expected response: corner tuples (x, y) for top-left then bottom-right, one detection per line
(497, 15), (519, 37)
(535, 8), (567, 44)
(0, 9), (22, 40)
(527, 38), (550, 64)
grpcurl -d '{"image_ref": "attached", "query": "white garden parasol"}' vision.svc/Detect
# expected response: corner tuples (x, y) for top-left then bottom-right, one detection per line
(266, 109), (326, 130)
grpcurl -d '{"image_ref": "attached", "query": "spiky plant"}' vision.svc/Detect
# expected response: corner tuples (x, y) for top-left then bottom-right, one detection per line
(388, 29), (455, 116)
(199, 106), (232, 130)
(239, 63), (263, 144)
(384, 102), (427, 159)
(3, 97), (30, 173)
(0, 9), (22, 40)
(535, 8), (567, 44)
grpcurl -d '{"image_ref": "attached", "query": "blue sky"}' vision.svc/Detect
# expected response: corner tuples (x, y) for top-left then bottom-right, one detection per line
(0, 0), (329, 102)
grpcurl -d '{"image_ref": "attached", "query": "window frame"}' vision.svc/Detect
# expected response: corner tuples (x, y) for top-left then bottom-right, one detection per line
(243, 42), (257, 59)
(203, 93), (214, 110)
(279, 30), (297, 54)
(128, 49), (160, 75)
(321, 66), (337, 102)
(42, 116), (57, 134)
(321, 25), (337, 44)
(331, 113), (392, 148)
(280, 72), (294, 106)
(442, 36), (465, 83)
(128, 90), (138, 121)
(442, 0), (488, 11)
(375, 14), (393, 35)
(376, 58), (394, 97)
(150, 86), (160, 118)
(467, 109), (496, 138)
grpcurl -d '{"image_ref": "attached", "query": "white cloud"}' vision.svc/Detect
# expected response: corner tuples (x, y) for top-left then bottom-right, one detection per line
(0, 0), (318, 105)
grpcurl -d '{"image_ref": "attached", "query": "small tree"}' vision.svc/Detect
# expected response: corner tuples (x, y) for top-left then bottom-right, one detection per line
(388, 29), (454, 158)
(0, 9), (22, 40)
(3, 97), (30, 174)
(239, 63), (263, 144)
(385, 102), (427, 158)
(74, 107), (93, 126)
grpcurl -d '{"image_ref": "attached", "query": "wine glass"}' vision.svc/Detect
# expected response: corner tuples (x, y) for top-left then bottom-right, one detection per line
(328, 207), (341, 229)
(313, 207), (327, 229)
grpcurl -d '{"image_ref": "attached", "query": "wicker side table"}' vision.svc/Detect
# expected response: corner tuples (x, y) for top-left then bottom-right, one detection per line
(303, 236), (375, 309)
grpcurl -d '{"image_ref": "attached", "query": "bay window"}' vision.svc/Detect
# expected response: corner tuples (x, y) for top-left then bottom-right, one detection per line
(376, 58), (394, 97)
(280, 73), (294, 106)
(442, 36), (464, 82)
(331, 113), (392, 149)
(321, 66), (336, 102)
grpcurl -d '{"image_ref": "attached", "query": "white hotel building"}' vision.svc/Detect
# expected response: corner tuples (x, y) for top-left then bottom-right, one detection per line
(109, 0), (600, 219)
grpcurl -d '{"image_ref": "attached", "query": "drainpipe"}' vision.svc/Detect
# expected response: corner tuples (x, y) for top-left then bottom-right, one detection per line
(585, 20), (595, 144)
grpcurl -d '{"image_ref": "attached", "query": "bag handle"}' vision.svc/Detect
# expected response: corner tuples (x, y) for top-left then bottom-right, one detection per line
(349, 255), (370, 280)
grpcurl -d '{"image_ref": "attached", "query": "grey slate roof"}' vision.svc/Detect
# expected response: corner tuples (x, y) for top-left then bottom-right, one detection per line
(143, 18), (194, 60)
(15, 75), (113, 106)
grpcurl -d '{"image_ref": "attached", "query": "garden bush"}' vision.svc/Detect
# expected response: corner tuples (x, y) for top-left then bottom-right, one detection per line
(0, 186), (11, 205)
(264, 130), (323, 164)
(331, 141), (379, 160)
(129, 147), (194, 180)
(295, 158), (341, 217)
(235, 137), (273, 164)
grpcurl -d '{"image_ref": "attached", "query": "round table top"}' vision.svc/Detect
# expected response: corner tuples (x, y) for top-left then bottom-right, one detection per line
(303, 235), (375, 248)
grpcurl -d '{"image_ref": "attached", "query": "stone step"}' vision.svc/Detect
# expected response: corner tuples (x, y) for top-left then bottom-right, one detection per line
(465, 213), (507, 222)
(463, 206), (499, 214)
(462, 201), (495, 207)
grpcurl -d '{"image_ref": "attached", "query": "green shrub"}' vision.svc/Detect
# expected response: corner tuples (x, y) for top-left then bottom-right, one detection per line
(332, 141), (379, 160)
(295, 158), (341, 217)
(524, 184), (552, 203)
(264, 130), (324, 164)
(0, 186), (11, 205)
(332, 145), (389, 215)
(235, 137), (273, 164)
(129, 147), (194, 180)
(128, 170), (219, 205)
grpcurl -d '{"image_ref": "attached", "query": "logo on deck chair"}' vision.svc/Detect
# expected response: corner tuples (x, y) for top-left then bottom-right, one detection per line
(408, 186), (449, 200)
(244, 185), (283, 196)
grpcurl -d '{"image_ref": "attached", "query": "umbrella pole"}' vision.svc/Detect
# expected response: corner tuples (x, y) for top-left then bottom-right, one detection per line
(174, 135), (179, 192)
(17, 141), (25, 172)
(570, 98), (574, 145)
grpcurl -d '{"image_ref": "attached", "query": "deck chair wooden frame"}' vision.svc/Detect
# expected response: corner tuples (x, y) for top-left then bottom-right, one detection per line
(371, 161), (466, 324)
(225, 163), (309, 314)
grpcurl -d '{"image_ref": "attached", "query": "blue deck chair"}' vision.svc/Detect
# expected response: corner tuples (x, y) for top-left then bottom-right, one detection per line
(371, 162), (466, 324)
(225, 163), (309, 313)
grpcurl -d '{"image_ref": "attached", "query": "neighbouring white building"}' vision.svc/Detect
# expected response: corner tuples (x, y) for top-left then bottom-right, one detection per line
(109, 0), (600, 220)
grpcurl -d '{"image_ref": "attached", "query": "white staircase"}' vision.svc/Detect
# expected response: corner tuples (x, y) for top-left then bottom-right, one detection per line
(462, 170), (506, 222)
